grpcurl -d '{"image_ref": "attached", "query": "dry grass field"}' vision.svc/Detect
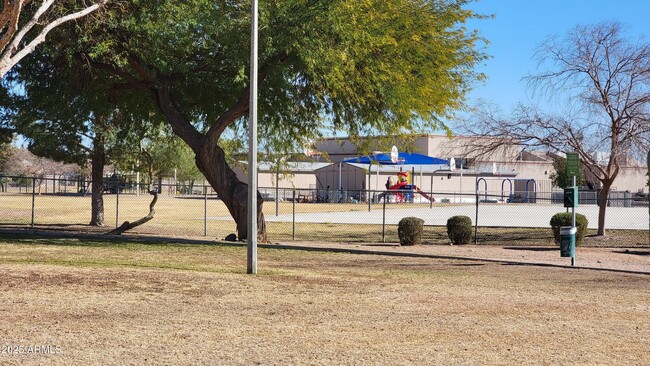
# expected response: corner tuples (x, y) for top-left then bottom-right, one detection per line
(2, 193), (647, 246)
(0, 193), (410, 237)
(0, 236), (648, 365)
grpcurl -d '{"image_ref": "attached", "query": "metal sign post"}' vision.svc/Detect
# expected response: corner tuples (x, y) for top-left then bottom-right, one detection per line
(564, 153), (580, 266)
(571, 175), (576, 266)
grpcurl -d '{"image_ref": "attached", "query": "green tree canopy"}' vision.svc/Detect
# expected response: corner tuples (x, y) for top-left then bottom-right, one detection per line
(549, 155), (585, 189)
(11, 0), (489, 239)
(1, 46), (163, 225)
(143, 131), (203, 184)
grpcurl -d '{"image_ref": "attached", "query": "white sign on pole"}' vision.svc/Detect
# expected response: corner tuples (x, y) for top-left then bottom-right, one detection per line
(390, 145), (399, 164)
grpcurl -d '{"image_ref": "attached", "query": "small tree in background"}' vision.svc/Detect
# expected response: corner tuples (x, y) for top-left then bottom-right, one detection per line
(463, 22), (650, 236)
(0, 141), (12, 171)
(548, 155), (584, 189)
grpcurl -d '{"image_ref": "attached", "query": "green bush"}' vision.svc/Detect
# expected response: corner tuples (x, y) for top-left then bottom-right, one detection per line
(398, 217), (424, 246)
(549, 212), (589, 246)
(446, 215), (473, 245)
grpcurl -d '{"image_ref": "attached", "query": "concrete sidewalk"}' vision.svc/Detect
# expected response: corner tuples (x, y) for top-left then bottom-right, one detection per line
(260, 204), (649, 230)
(271, 241), (650, 275)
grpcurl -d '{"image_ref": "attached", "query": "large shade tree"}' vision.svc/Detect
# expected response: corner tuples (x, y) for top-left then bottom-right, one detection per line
(19, 0), (488, 240)
(463, 22), (650, 236)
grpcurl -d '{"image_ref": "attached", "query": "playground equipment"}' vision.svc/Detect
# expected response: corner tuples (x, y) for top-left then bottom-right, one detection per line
(380, 172), (435, 203)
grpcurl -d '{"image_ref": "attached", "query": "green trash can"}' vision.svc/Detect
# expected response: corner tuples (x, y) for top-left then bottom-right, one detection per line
(560, 226), (576, 257)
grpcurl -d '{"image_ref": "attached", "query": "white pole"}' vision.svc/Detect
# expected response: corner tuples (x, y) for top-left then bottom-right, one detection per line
(460, 163), (463, 203)
(572, 175), (576, 267)
(338, 162), (342, 201)
(247, 0), (258, 275)
(376, 164), (380, 191)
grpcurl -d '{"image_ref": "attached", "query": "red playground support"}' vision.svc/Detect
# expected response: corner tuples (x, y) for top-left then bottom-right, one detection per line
(382, 172), (435, 203)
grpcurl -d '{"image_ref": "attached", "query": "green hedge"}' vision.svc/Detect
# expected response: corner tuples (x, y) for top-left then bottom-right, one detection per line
(549, 212), (589, 246)
(398, 217), (424, 246)
(446, 215), (473, 245)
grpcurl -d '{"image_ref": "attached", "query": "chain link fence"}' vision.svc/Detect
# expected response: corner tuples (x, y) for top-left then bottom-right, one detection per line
(1, 175), (648, 245)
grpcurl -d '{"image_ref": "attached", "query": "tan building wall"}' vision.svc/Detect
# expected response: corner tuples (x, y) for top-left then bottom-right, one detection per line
(314, 134), (648, 193)
(314, 163), (368, 192)
(315, 134), (520, 162)
(233, 167), (322, 190)
(611, 166), (648, 193)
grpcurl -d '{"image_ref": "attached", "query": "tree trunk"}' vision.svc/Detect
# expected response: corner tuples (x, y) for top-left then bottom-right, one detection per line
(107, 190), (157, 235)
(149, 86), (267, 241)
(157, 175), (163, 195)
(596, 181), (613, 236)
(89, 137), (105, 226)
(196, 139), (266, 241)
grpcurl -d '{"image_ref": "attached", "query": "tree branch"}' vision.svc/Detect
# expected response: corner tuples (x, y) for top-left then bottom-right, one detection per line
(1, 0), (108, 77)
(205, 54), (290, 142)
(106, 150), (157, 235)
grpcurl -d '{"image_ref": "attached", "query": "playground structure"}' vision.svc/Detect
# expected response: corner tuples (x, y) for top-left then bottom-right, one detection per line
(380, 172), (435, 203)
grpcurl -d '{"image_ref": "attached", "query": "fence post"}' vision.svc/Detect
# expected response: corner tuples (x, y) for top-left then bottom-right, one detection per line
(430, 175), (433, 209)
(274, 166), (280, 217)
(204, 185), (208, 236)
(31, 176), (36, 227)
(367, 166), (372, 212)
(474, 190), (479, 244)
(115, 178), (120, 228)
(367, 189), (371, 212)
(382, 192), (387, 243)
(292, 189), (296, 240)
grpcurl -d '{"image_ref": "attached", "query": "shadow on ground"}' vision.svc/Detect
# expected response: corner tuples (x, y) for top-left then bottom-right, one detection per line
(503, 246), (558, 252)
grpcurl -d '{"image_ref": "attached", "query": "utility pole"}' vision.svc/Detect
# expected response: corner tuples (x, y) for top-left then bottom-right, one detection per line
(247, 0), (259, 274)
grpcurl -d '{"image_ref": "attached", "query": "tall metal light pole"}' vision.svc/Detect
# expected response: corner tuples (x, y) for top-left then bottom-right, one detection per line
(247, 0), (259, 274)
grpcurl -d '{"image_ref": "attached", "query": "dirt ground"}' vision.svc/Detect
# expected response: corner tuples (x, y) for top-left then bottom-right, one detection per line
(0, 239), (648, 365)
(275, 241), (650, 274)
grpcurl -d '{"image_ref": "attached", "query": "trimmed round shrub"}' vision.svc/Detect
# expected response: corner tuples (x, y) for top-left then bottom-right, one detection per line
(398, 217), (424, 246)
(549, 212), (589, 246)
(446, 215), (473, 245)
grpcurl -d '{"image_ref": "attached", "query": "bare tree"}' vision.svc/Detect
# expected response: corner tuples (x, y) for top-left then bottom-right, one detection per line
(0, 0), (108, 78)
(463, 22), (650, 236)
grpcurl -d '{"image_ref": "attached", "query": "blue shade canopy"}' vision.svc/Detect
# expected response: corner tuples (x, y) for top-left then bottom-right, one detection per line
(344, 153), (449, 165)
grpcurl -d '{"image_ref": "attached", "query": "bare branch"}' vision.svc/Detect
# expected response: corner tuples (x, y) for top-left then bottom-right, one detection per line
(465, 22), (650, 236)
(0, 0), (108, 77)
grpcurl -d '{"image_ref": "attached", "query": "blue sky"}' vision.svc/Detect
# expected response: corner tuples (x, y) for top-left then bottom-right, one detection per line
(464, 0), (650, 112)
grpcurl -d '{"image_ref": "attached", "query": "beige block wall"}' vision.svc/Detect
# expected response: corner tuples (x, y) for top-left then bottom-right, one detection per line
(611, 167), (648, 193)
(423, 135), (521, 161)
(234, 167), (320, 190)
(315, 164), (368, 192)
(260, 134), (650, 194)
